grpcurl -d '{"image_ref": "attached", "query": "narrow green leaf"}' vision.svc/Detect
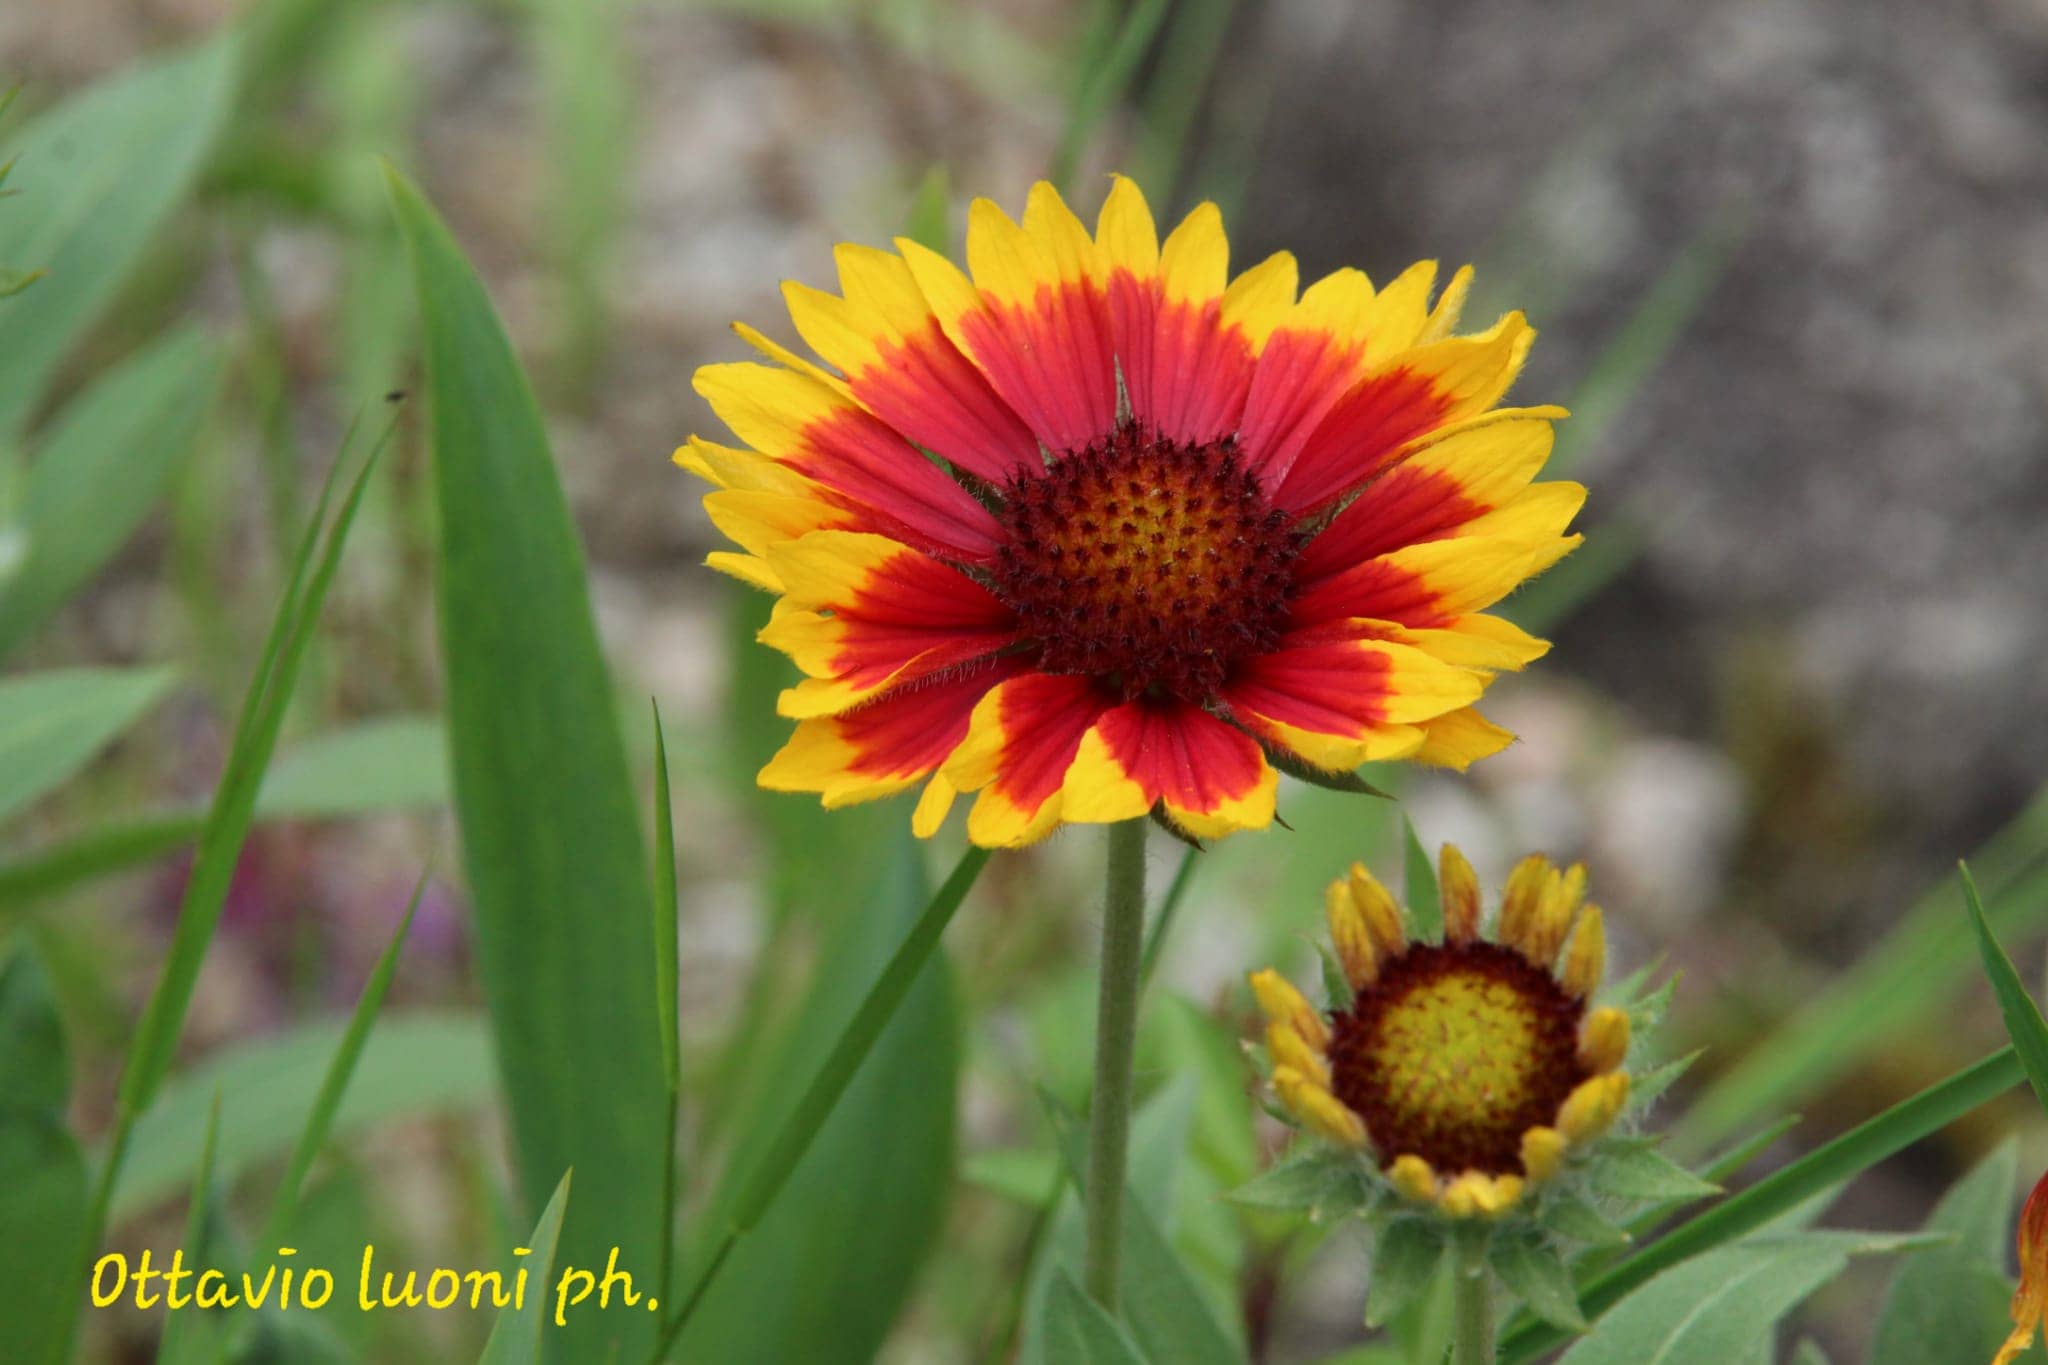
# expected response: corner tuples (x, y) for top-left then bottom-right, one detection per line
(1041, 1268), (1152, 1364)
(0, 34), (239, 434)
(1403, 816), (1441, 942)
(1679, 786), (2048, 1153)
(117, 427), (385, 1116)
(1870, 1141), (2018, 1365)
(153, 1092), (226, 1365)
(1502, 1045), (2023, 1362)
(110, 1012), (491, 1222)
(1492, 1237), (1587, 1331)
(0, 328), (221, 658)
(1365, 1219), (1445, 1328)
(0, 716), (448, 911)
(1962, 862), (2048, 1116)
(258, 870), (426, 1246)
(648, 702), (681, 1326)
(0, 666), (174, 826)
(1051, 0), (1171, 194)
(1553, 1232), (1894, 1365)
(902, 164), (952, 255)
(650, 704), (680, 1093)
(668, 832), (966, 1363)
(0, 948), (87, 1365)
(478, 1170), (573, 1365)
(1138, 844), (1199, 990)
(389, 165), (666, 1359)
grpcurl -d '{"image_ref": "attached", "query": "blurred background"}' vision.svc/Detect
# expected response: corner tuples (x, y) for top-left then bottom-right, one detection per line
(4, 0), (2048, 1360)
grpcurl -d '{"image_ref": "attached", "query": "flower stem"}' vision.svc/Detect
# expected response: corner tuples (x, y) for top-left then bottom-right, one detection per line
(1082, 818), (1149, 1309)
(1453, 1245), (1496, 1365)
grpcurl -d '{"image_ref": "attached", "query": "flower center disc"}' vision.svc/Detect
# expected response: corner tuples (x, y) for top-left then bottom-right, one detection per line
(1328, 942), (1589, 1176)
(992, 424), (1298, 701)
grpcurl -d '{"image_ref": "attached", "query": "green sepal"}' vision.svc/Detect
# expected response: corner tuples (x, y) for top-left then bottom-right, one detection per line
(1364, 1217), (1446, 1328)
(1586, 1140), (1721, 1203)
(1490, 1234), (1588, 1330)
(1229, 1145), (1373, 1219)
(1625, 1049), (1702, 1115)
(1538, 1191), (1633, 1248)
(1261, 743), (1394, 800)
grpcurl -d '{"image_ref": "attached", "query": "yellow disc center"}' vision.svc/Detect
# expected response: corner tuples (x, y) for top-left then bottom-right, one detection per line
(1329, 941), (1587, 1176)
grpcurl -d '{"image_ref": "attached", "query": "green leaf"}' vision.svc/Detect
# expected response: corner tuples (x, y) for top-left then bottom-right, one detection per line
(670, 832), (964, 1363)
(1553, 1233), (1894, 1365)
(1501, 1047), (2023, 1364)
(1492, 1236), (1588, 1330)
(254, 714), (447, 817)
(478, 1170), (573, 1365)
(1138, 845), (1200, 990)
(1589, 1144), (1721, 1203)
(389, 165), (667, 1359)
(1402, 816), (1441, 942)
(650, 705), (680, 1092)
(0, 327), (221, 659)
(154, 1092), (227, 1365)
(0, 34), (239, 435)
(1032, 1087), (1242, 1365)
(0, 947), (87, 1365)
(1041, 1268), (1152, 1364)
(258, 870), (424, 1245)
(110, 1011), (491, 1221)
(1870, 1141), (2018, 1365)
(1365, 1219), (1445, 1328)
(1962, 862), (2048, 1116)
(0, 665), (173, 826)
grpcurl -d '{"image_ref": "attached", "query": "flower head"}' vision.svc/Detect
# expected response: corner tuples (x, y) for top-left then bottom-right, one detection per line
(1995, 1170), (2048, 1364)
(1251, 846), (1635, 1220)
(682, 178), (1581, 847)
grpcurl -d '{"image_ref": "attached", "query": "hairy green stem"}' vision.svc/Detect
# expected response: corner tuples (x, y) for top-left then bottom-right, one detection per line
(1453, 1248), (1495, 1365)
(1082, 819), (1149, 1309)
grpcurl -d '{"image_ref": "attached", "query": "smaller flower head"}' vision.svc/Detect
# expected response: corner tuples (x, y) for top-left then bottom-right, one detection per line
(1248, 845), (1661, 1234)
(1995, 1170), (2048, 1365)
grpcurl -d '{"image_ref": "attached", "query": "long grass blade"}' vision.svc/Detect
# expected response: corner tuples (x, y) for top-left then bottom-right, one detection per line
(1679, 785), (2048, 1151)
(1137, 845), (1199, 991)
(1500, 1046), (2023, 1363)
(257, 867), (427, 1246)
(652, 843), (990, 1360)
(477, 1170), (572, 1365)
(649, 702), (682, 1327)
(1051, 0), (1172, 195)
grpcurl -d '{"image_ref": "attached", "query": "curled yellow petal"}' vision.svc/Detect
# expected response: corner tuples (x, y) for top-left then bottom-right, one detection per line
(1345, 862), (1408, 957)
(1578, 1006), (1632, 1075)
(1267, 1020), (1330, 1088)
(1388, 1154), (1440, 1205)
(1557, 1072), (1630, 1144)
(1441, 1171), (1521, 1219)
(1497, 853), (1552, 956)
(1250, 968), (1328, 1050)
(1273, 1066), (1367, 1147)
(1520, 1125), (1567, 1183)
(1325, 876), (1381, 990)
(1440, 842), (1481, 944)
(1560, 904), (1606, 998)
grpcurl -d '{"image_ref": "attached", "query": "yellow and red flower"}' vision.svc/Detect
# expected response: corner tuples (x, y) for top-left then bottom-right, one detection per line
(1252, 846), (1631, 1217)
(681, 178), (1581, 846)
